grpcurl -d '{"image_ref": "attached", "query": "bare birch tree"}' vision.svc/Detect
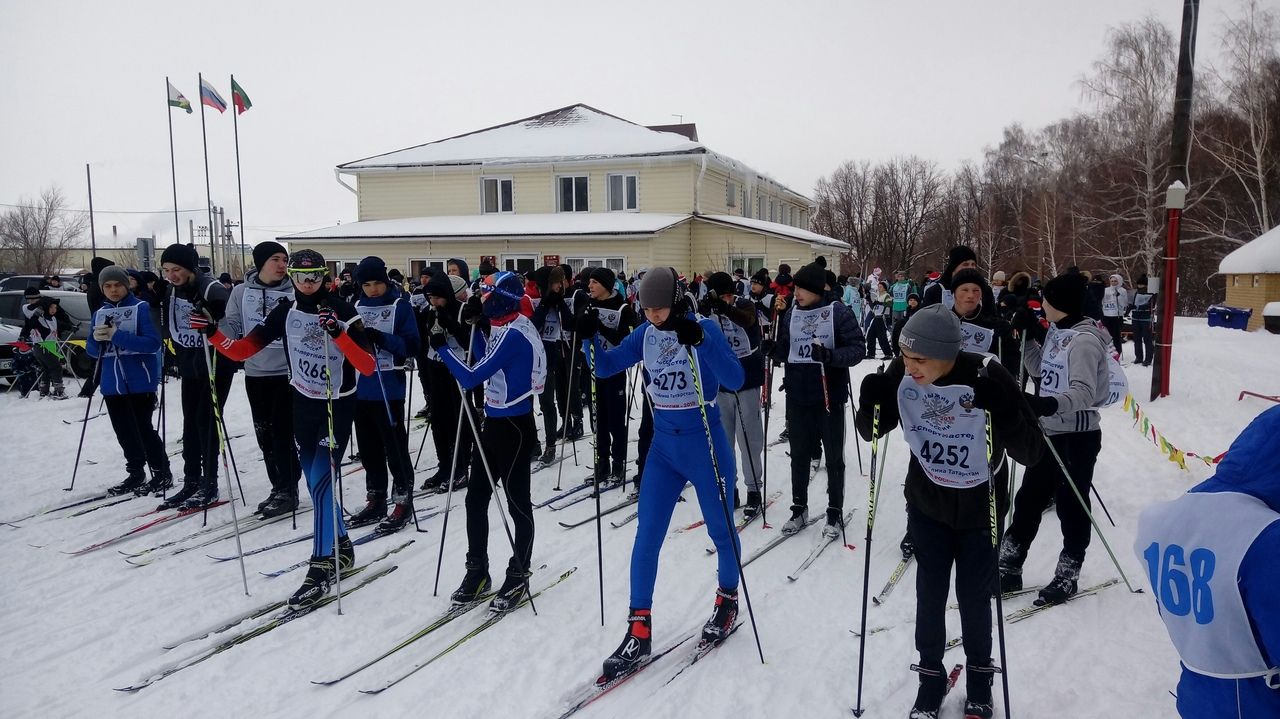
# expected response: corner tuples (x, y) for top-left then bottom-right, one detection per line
(0, 186), (88, 274)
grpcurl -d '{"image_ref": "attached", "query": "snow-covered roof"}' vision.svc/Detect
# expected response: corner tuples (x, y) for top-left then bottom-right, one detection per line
(1219, 224), (1280, 274)
(699, 214), (849, 250)
(280, 213), (691, 243)
(340, 105), (704, 170)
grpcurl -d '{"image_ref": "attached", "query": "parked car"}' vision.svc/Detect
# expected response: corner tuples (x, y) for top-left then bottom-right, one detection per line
(0, 323), (19, 385)
(0, 289), (94, 377)
(0, 274), (83, 293)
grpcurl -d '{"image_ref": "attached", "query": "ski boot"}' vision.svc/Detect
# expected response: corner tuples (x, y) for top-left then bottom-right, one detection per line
(414, 407), (429, 420)
(181, 485), (220, 510)
(781, 506), (808, 536)
(420, 466), (449, 492)
(451, 562), (491, 606)
(702, 587), (738, 643)
(600, 609), (652, 683)
(37, 379), (50, 398)
(347, 492), (387, 528)
(337, 534), (355, 573)
(822, 507), (843, 540)
(537, 445), (556, 467)
(908, 661), (948, 719)
(107, 474), (147, 497)
(377, 494), (414, 533)
(445, 472), (469, 493)
(742, 491), (763, 520)
(997, 536), (1025, 594)
(145, 471), (174, 496)
(50, 382), (67, 400)
(565, 418), (584, 441)
(260, 490), (299, 518)
(1035, 552), (1081, 606)
(528, 442), (542, 463)
(257, 489), (282, 514)
(289, 556), (335, 610)
(489, 568), (531, 615)
(157, 480), (200, 510)
(963, 659), (997, 719)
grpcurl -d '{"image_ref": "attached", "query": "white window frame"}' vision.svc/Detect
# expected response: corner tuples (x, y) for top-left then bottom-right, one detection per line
(501, 253), (539, 275)
(726, 180), (737, 208)
(556, 174), (590, 213)
(326, 259), (360, 280)
(409, 257), (449, 280)
(769, 199), (776, 223)
(565, 256), (626, 278)
(480, 176), (514, 214)
(741, 188), (749, 217)
(607, 173), (639, 212)
(756, 194), (764, 220)
(727, 255), (766, 278)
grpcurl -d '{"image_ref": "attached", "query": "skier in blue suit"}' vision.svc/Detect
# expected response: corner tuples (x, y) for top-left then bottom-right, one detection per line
(1135, 405), (1280, 718)
(580, 266), (745, 682)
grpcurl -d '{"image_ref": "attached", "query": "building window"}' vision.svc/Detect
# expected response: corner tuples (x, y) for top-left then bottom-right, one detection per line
(409, 258), (448, 279)
(769, 200), (776, 223)
(756, 195), (763, 220)
(1254, 274), (1262, 288)
(1232, 275), (1239, 287)
(501, 254), (538, 275)
(558, 176), (589, 212)
(326, 260), (359, 279)
(566, 256), (626, 278)
(741, 189), (749, 217)
(726, 181), (737, 208)
(482, 177), (513, 214)
(608, 174), (638, 212)
(728, 256), (766, 277)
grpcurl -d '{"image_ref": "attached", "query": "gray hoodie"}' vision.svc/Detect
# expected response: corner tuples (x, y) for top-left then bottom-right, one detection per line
(223, 268), (295, 377)
(1022, 318), (1111, 435)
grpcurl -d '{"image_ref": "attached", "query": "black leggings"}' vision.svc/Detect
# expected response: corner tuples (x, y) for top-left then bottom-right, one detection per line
(1007, 430), (1102, 562)
(464, 411), (536, 577)
(909, 507), (996, 666)
(355, 398), (414, 498)
(245, 374), (300, 495)
(105, 392), (169, 479)
(179, 366), (233, 488)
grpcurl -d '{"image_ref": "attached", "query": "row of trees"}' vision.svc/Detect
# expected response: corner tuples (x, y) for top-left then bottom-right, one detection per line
(0, 187), (87, 275)
(813, 2), (1279, 313)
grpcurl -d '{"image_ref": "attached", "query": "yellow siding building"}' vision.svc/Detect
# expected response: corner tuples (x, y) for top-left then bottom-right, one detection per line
(283, 104), (846, 280)
(1219, 224), (1280, 331)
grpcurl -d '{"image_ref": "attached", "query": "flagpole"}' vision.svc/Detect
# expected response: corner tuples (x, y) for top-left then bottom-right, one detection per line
(199, 72), (215, 273)
(231, 74), (248, 279)
(85, 164), (97, 257)
(166, 77), (181, 247)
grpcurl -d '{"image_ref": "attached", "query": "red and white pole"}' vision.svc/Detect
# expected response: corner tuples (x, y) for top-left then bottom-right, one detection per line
(1151, 181), (1186, 400)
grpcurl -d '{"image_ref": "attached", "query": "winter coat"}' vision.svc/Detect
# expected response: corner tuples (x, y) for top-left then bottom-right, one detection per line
(354, 286), (420, 401)
(18, 298), (63, 343)
(164, 272), (233, 379)
(855, 353), (1044, 529)
(1021, 317), (1111, 435)
(223, 269), (295, 377)
(769, 296), (865, 407)
(1102, 283), (1128, 318)
(86, 293), (162, 395)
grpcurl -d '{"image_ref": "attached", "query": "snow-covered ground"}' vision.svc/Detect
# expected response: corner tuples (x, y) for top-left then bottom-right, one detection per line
(1, 318), (1276, 718)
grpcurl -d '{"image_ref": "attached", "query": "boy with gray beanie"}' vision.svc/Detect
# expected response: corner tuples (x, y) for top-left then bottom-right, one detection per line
(856, 303), (1044, 719)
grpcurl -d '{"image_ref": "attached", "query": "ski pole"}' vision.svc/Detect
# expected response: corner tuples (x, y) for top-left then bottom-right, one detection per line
(814, 336), (830, 415)
(732, 392), (763, 519)
(852, 371), (886, 717)
(202, 333), (251, 598)
(984, 409), (1013, 719)
(432, 322), (476, 597)
(588, 342), (606, 626)
(65, 344), (105, 492)
(554, 329), (579, 491)
(687, 346), (766, 664)
(1090, 484), (1116, 528)
(759, 305), (780, 527)
(373, 354), (424, 534)
(850, 399), (865, 476)
(321, 334), (342, 615)
(1038, 427), (1140, 593)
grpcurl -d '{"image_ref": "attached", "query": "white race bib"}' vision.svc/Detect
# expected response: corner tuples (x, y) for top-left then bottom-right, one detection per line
(95, 305), (144, 355)
(898, 379), (987, 489)
(960, 321), (995, 354)
(718, 314), (753, 358)
(787, 305), (836, 363)
(483, 316), (547, 409)
(284, 309), (348, 399)
(356, 300), (402, 371)
(168, 296), (202, 349)
(642, 325), (701, 410)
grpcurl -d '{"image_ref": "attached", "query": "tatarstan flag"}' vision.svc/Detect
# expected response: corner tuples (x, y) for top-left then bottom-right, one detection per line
(231, 77), (252, 115)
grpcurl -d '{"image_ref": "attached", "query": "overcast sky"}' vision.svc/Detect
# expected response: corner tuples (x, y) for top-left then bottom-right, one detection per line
(0, 0), (1232, 253)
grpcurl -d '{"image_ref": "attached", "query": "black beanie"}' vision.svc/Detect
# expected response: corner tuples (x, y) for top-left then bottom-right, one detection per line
(950, 268), (987, 293)
(1042, 272), (1088, 317)
(160, 243), (198, 273)
(355, 256), (389, 285)
(824, 270), (838, 290)
(253, 241), (287, 271)
(751, 268), (771, 285)
(944, 244), (977, 278)
(815, 255), (827, 269)
(589, 266), (616, 291)
(778, 263), (792, 275)
(478, 259), (498, 277)
(793, 262), (827, 295)
(24, 286), (40, 300)
(704, 271), (734, 296)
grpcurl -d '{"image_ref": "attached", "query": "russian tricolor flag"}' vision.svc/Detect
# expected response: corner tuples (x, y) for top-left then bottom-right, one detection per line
(200, 78), (227, 113)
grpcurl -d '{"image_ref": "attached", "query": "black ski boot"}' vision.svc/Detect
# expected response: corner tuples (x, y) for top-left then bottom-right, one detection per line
(908, 661), (948, 719)
(537, 445), (556, 466)
(337, 534), (355, 573)
(420, 466), (449, 491)
(181, 484), (219, 510)
(145, 471), (174, 496)
(600, 609), (652, 683)
(257, 490), (281, 514)
(450, 562), (491, 606)
(107, 474), (147, 497)
(259, 490), (299, 518)
(489, 568), (531, 614)
(289, 556), (335, 610)
(444, 472), (469, 493)
(742, 491), (763, 519)
(964, 659), (997, 719)
(997, 536), (1025, 594)
(1035, 552), (1081, 606)
(347, 492), (387, 528)
(701, 587), (738, 643)
(157, 480), (200, 510)
(529, 441), (542, 463)
(376, 495), (413, 533)
(565, 417), (584, 441)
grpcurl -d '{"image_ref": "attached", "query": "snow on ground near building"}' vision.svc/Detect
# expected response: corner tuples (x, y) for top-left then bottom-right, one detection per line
(0, 318), (1276, 718)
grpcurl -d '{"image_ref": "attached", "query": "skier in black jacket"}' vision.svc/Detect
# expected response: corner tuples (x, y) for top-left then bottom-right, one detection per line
(856, 304), (1044, 719)
(948, 269), (1020, 379)
(921, 245), (979, 309)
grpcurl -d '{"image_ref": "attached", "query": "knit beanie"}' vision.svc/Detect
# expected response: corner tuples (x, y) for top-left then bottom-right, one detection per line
(778, 263), (792, 275)
(792, 262), (827, 295)
(252, 241), (287, 271)
(898, 304), (963, 360)
(946, 245), (977, 273)
(482, 271), (524, 318)
(704, 271), (735, 297)
(638, 267), (679, 310)
(824, 270), (838, 291)
(751, 268), (771, 286)
(160, 243), (199, 273)
(355, 256), (390, 285)
(1042, 271), (1089, 317)
(950, 268), (987, 294)
(23, 286), (40, 300)
(589, 267), (617, 291)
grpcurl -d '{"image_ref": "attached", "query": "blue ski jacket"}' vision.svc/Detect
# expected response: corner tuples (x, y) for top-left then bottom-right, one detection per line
(85, 293), (163, 396)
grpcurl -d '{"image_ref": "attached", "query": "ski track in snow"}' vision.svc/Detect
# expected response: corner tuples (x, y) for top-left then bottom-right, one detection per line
(0, 318), (1276, 718)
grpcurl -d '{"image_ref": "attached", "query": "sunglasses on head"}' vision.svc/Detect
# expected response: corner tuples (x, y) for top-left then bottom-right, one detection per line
(287, 268), (327, 284)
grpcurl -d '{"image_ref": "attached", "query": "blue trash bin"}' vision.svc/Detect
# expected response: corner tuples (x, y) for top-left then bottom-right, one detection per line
(1207, 305), (1252, 330)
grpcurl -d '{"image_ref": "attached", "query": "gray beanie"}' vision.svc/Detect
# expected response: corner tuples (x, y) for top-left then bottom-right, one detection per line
(638, 266), (678, 310)
(98, 265), (131, 289)
(898, 304), (962, 360)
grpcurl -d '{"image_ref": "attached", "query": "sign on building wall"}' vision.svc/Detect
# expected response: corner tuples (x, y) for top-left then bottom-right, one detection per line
(543, 255), (560, 267)
(480, 255), (497, 267)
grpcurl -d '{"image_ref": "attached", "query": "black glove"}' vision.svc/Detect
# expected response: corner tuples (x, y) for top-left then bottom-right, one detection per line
(575, 307), (600, 339)
(859, 372), (896, 410)
(317, 308), (343, 338)
(1011, 307), (1047, 344)
(1023, 392), (1059, 417)
(810, 343), (832, 364)
(761, 337), (775, 358)
(364, 328), (384, 347)
(969, 375), (1014, 414)
(669, 316), (703, 346)
(461, 295), (483, 325)
(428, 331), (449, 351)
